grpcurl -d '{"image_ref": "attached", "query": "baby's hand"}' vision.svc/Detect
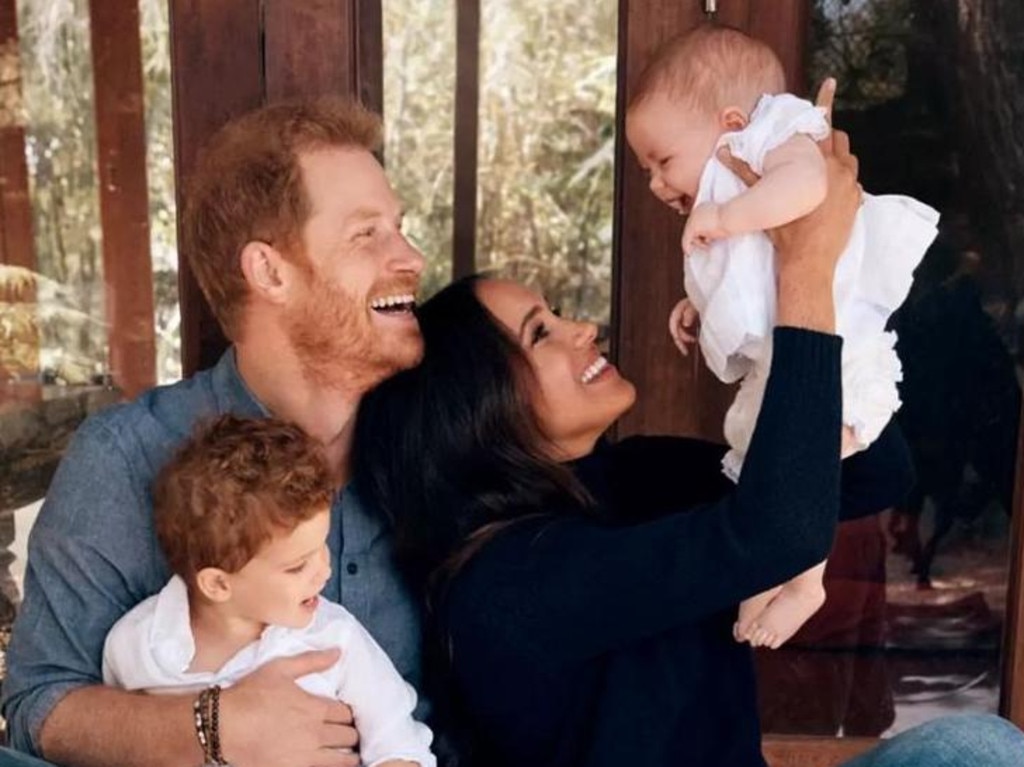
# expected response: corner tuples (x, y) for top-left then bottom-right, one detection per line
(681, 202), (729, 255)
(668, 298), (699, 356)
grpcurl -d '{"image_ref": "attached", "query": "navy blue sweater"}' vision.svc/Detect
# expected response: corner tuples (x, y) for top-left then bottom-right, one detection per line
(439, 328), (914, 767)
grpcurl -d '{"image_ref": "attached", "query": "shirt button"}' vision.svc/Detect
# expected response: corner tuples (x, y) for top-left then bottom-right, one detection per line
(346, 562), (358, 575)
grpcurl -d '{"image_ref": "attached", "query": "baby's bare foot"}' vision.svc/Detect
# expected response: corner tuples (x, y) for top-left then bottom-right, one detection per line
(735, 587), (782, 643)
(746, 582), (826, 650)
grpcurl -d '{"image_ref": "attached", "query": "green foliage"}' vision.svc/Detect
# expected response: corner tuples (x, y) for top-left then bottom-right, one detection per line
(383, 0), (457, 299)
(383, 0), (617, 324)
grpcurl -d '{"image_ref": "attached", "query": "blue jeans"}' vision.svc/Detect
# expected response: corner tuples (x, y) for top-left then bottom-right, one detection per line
(0, 713), (1021, 766)
(841, 714), (1024, 766)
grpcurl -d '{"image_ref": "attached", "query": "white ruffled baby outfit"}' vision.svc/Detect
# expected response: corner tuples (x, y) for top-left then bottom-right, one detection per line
(684, 93), (939, 480)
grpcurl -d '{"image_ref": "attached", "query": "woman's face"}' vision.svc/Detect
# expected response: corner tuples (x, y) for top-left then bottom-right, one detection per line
(477, 279), (636, 460)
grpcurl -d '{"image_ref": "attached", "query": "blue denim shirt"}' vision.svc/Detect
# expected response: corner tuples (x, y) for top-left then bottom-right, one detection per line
(1, 351), (423, 756)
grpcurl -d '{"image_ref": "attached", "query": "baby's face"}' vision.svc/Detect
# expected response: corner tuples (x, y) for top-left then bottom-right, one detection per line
(626, 93), (721, 215)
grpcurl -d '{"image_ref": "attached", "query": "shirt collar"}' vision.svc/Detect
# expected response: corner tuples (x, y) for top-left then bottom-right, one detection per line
(150, 575), (200, 675)
(210, 348), (270, 419)
(149, 574), (297, 678)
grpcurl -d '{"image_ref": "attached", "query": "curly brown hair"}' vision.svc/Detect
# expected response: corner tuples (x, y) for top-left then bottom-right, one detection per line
(154, 415), (334, 583)
(181, 98), (382, 339)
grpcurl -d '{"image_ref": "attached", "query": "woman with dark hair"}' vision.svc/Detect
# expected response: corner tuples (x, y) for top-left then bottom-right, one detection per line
(354, 141), (1024, 765)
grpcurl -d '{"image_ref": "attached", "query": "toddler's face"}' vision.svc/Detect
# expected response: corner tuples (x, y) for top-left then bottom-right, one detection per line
(225, 509), (333, 630)
(626, 93), (721, 215)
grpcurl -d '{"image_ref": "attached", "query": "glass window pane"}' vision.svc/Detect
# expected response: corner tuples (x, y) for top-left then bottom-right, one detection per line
(476, 0), (617, 327)
(141, 0), (179, 385)
(757, 0), (1022, 738)
(382, 0), (456, 298)
(19, 0), (106, 385)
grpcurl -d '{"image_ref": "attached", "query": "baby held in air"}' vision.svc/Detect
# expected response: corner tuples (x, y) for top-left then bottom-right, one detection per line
(626, 24), (937, 649)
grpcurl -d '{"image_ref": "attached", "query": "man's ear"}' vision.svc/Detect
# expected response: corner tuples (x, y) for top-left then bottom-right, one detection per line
(239, 240), (291, 304)
(195, 567), (233, 603)
(719, 106), (748, 132)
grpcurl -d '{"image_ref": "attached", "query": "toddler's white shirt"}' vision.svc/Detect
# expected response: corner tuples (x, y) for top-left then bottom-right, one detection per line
(685, 93), (939, 477)
(103, 575), (436, 767)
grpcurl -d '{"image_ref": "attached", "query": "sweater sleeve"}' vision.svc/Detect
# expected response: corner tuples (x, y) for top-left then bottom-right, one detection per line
(447, 327), (842, 665)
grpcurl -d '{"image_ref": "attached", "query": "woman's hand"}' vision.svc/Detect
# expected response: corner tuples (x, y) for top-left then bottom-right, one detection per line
(716, 78), (862, 332)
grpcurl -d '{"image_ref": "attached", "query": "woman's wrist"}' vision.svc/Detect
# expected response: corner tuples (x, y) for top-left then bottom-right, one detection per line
(776, 265), (836, 333)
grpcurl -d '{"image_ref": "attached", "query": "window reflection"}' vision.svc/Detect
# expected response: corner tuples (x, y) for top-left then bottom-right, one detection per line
(757, 0), (1022, 736)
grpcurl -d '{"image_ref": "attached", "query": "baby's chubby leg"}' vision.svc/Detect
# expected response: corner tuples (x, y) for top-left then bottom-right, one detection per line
(741, 561), (827, 650)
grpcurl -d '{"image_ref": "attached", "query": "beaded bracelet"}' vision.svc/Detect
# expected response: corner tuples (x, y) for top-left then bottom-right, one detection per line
(192, 685), (229, 766)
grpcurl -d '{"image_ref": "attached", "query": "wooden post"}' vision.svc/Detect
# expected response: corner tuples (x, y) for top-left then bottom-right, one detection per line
(452, 0), (480, 279)
(170, 1), (262, 376)
(0, 0), (34, 270)
(355, 0), (384, 117)
(264, 0), (355, 102)
(612, 0), (809, 441)
(88, 0), (157, 397)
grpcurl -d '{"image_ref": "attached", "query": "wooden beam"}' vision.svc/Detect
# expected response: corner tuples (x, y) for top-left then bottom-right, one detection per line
(452, 0), (480, 279)
(88, 0), (156, 397)
(355, 0), (384, 116)
(264, 0), (354, 102)
(170, 0), (263, 376)
(748, 0), (810, 96)
(0, 0), (34, 270)
(264, 0), (383, 109)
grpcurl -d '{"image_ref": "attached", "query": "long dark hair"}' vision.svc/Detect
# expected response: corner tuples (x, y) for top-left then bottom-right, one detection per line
(354, 275), (591, 593)
(354, 275), (594, 764)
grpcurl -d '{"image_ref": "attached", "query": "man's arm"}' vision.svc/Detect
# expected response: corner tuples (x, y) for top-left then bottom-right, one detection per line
(3, 416), (167, 760)
(43, 652), (359, 767)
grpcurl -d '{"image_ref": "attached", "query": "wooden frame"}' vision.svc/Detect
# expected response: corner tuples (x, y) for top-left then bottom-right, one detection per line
(88, 0), (157, 397)
(0, 0), (34, 271)
(452, 0), (480, 280)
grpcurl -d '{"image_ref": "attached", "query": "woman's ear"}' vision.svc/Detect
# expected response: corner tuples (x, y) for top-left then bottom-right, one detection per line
(239, 240), (290, 304)
(719, 106), (748, 132)
(195, 567), (233, 603)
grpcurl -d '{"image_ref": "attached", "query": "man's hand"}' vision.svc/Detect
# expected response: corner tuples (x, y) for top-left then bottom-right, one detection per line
(681, 202), (729, 255)
(219, 649), (360, 767)
(668, 298), (700, 356)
